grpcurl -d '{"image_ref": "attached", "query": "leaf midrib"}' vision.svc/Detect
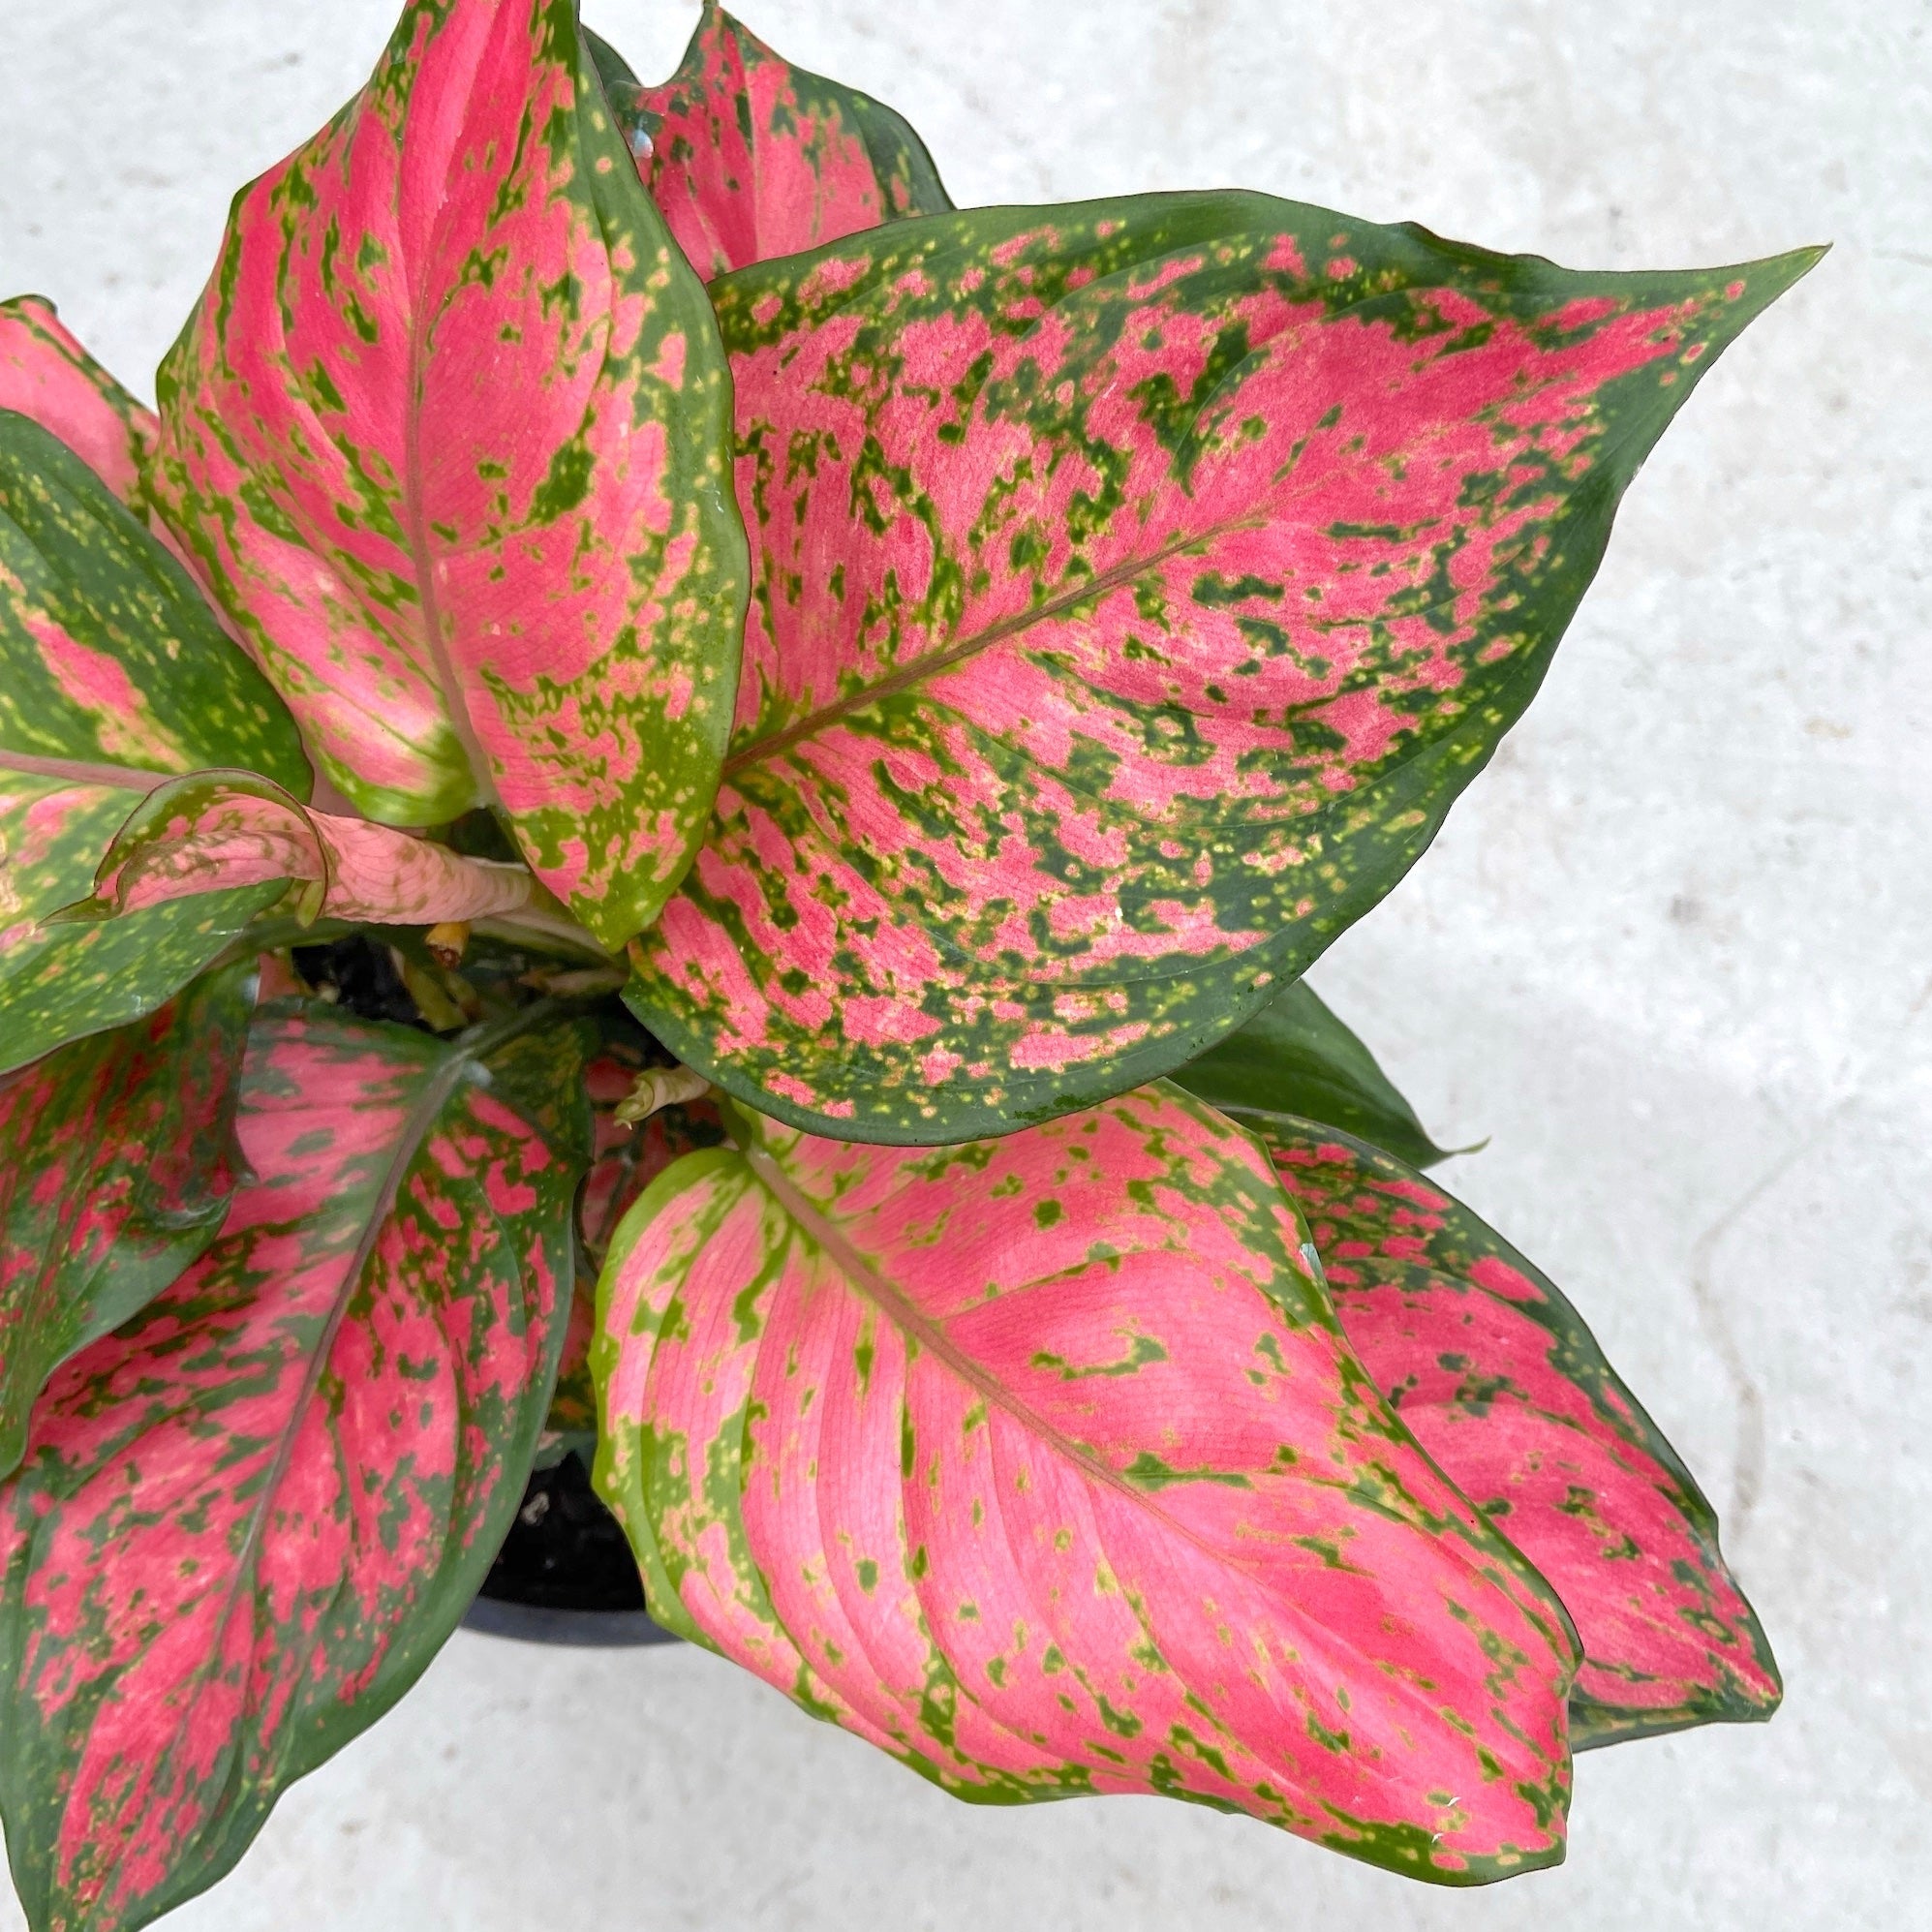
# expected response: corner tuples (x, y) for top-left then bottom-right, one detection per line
(0, 749), (170, 793)
(721, 519), (1259, 779)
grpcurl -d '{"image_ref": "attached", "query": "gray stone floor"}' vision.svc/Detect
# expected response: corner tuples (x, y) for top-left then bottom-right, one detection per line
(1, 1), (1926, 1925)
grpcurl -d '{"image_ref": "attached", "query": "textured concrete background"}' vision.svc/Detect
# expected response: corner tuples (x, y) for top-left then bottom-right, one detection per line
(1, 1), (1927, 1925)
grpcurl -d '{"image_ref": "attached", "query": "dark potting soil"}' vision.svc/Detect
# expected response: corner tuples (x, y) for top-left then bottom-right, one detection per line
(476, 1452), (649, 1613)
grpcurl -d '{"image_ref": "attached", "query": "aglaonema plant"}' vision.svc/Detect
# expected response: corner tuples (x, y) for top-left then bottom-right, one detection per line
(0, 0), (1809, 1922)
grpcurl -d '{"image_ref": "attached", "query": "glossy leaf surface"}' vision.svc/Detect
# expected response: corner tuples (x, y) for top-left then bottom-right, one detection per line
(593, 2), (952, 283)
(0, 1002), (592, 1932)
(0, 963), (252, 1480)
(597, 1082), (1579, 1882)
(0, 298), (155, 510)
(626, 194), (1819, 1142)
(0, 414), (310, 1072)
(81, 772), (535, 927)
(1174, 977), (1451, 1167)
(1257, 1117), (1782, 1748)
(151, 0), (748, 945)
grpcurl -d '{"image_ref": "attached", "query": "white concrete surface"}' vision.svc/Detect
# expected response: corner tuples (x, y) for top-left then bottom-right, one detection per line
(2, 1), (1926, 1926)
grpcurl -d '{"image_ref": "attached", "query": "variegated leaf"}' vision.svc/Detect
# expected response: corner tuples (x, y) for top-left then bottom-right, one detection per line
(150, 0), (748, 947)
(0, 412), (311, 1072)
(1252, 1116), (1781, 1748)
(77, 770), (536, 927)
(1174, 977), (1451, 1168)
(590, 2), (952, 283)
(624, 196), (1820, 1143)
(0, 298), (155, 511)
(0, 962), (252, 1480)
(596, 1081), (1579, 1883)
(0, 1001), (593, 1932)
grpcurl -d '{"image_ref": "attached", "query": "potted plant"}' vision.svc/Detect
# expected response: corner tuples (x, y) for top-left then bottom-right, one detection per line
(0, 0), (1813, 1923)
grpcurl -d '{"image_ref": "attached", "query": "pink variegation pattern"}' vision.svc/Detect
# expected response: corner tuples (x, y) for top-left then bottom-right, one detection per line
(596, 1082), (1580, 1883)
(0, 297), (153, 508)
(598, 2), (952, 283)
(0, 1004), (589, 1932)
(81, 772), (535, 926)
(1260, 1120), (1783, 1747)
(150, 0), (746, 944)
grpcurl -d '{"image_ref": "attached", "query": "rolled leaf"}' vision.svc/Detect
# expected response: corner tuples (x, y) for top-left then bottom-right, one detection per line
(0, 297), (155, 509)
(79, 771), (535, 927)
(596, 1081), (1579, 1883)
(1254, 1116), (1782, 1748)
(150, 0), (749, 947)
(591, 2), (952, 282)
(0, 962), (252, 1479)
(625, 195), (1821, 1143)
(1174, 977), (1452, 1167)
(0, 413), (311, 1072)
(0, 1001), (592, 1932)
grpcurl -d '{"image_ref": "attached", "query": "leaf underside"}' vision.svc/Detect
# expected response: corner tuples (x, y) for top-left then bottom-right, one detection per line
(592, 2), (953, 284)
(624, 192), (1819, 1143)
(1254, 1116), (1782, 1748)
(150, 0), (747, 947)
(1173, 976), (1452, 1167)
(596, 1081), (1579, 1884)
(0, 413), (310, 1071)
(0, 1003), (591, 1932)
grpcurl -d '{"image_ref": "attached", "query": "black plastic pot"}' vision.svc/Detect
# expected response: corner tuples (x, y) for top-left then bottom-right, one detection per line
(462, 1451), (681, 1647)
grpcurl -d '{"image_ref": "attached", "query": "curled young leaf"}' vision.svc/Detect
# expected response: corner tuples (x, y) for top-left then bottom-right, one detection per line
(150, 0), (748, 946)
(0, 413), (311, 1072)
(0, 962), (252, 1479)
(0, 297), (155, 510)
(1252, 1117), (1782, 1748)
(79, 771), (535, 927)
(596, 1081), (1579, 1883)
(0, 1002), (593, 1932)
(1174, 977), (1452, 1168)
(624, 194), (1821, 1143)
(591, 2), (952, 282)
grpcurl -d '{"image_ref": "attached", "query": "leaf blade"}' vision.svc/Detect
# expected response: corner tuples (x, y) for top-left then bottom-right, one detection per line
(626, 194), (1820, 1141)
(150, 0), (748, 944)
(594, 2), (953, 283)
(1255, 1115), (1782, 1748)
(0, 412), (311, 1069)
(1173, 976), (1452, 1166)
(0, 1002), (593, 1932)
(595, 1081), (1579, 1882)
(0, 962), (253, 1479)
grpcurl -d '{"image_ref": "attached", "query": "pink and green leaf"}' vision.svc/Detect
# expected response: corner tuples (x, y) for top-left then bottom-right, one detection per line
(1175, 977), (1452, 1168)
(0, 962), (253, 1480)
(595, 1080), (1580, 1883)
(623, 199), (1819, 1143)
(589, 2), (952, 283)
(0, 413), (311, 1071)
(75, 771), (537, 927)
(0, 1000), (593, 1932)
(1250, 1115), (1781, 1748)
(0, 298), (156, 511)
(150, 0), (748, 946)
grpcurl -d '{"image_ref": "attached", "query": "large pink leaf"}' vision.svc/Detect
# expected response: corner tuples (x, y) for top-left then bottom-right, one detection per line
(0, 298), (154, 509)
(0, 1002), (592, 1931)
(0, 963), (252, 1480)
(77, 771), (536, 926)
(1254, 1116), (1781, 1748)
(590, 3), (952, 283)
(150, 0), (748, 946)
(595, 1081), (1580, 1883)
(623, 199), (1819, 1143)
